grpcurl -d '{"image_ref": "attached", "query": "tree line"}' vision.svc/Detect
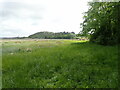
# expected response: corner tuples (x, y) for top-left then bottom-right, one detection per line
(28, 31), (76, 39)
(80, 2), (120, 45)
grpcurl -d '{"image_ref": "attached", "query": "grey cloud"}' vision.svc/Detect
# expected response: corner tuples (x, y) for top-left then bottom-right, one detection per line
(0, 2), (24, 18)
(0, 1), (44, 20)
(30, 15), (43, 20)
(0, 29), (28, 37)
(1, 29), (24, 34)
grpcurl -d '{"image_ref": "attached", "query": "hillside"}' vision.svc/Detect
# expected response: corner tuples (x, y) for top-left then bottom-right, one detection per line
(28, 31), (76, 39)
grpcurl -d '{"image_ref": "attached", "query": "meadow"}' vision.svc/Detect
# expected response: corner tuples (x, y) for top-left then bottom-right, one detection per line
(1, 39), (118, 88)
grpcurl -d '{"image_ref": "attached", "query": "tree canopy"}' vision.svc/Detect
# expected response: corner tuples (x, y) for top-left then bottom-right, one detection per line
(29, 31), (76, 39)
(81, 2), (120, 45)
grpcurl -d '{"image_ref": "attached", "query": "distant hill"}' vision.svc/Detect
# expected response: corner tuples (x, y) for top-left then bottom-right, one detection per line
(28, 31), (76, 39)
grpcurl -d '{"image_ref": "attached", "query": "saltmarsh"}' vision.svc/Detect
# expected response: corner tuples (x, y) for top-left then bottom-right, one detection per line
(1, 39), (118, 88)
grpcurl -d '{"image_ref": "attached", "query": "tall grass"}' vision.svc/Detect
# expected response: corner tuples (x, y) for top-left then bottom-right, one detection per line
(2, 39), (118, 88)
(0, 40), (2, 89)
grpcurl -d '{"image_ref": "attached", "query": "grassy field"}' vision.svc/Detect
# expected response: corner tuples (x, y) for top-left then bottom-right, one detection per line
(1, 39), (118, 88)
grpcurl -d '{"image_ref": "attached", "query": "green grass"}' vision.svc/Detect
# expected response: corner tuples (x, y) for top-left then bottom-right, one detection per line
(2, 39), (118, 88)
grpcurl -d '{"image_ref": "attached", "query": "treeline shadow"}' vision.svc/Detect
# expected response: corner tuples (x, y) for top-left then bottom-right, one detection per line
(71, 41), (90, 45)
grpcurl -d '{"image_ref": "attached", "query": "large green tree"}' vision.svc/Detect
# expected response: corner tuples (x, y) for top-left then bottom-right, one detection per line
(81, 2), (120, 45)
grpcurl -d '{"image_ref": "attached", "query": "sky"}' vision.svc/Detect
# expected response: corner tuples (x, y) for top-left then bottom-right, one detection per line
(0, 0), (89, 37)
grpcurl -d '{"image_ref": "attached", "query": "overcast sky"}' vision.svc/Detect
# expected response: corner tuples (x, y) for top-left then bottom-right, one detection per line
(0, 0), (89, 37)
